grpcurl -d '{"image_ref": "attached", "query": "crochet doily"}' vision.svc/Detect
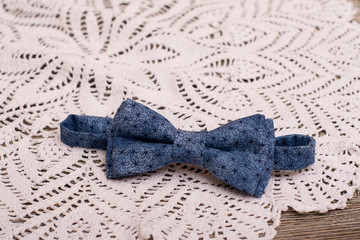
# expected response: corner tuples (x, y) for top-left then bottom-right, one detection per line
(1, 0), (360, 239)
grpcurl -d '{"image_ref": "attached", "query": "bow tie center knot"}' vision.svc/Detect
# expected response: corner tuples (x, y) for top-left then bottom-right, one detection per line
(171, 129), (206, 165)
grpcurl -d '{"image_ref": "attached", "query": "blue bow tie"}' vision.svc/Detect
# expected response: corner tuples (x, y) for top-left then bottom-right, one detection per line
(60, 98), (315, 197)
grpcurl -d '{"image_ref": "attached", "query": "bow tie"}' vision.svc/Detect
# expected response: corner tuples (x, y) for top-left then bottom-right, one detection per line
(60, 98), (315, 197)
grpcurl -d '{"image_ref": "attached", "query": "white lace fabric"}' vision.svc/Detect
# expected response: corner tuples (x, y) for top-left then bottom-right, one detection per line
(1, 0), (360, 239)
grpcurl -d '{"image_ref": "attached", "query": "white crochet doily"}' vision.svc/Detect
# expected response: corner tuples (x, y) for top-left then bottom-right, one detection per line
(1, 0), (360, 239)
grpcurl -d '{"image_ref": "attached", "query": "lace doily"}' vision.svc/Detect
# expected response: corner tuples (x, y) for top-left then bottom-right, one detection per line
(1, 0), (359, 239)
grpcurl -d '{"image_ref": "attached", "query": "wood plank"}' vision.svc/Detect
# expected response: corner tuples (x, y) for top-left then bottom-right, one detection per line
(275, 191), (360, 239)
(353, 0), (360, 22)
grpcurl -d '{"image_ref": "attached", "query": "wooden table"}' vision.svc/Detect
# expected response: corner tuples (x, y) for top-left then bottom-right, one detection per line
(276, 1), (360, 238)
(276, 191), (360, 239)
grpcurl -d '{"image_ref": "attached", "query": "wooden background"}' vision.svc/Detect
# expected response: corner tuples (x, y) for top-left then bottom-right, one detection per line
(275, 1), (360, 239)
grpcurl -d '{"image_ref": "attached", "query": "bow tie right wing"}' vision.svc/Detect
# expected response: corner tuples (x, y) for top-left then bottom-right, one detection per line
(203, 114), (275, 197)
(202, 148), (268, 197)
(205, 114), (273, 151)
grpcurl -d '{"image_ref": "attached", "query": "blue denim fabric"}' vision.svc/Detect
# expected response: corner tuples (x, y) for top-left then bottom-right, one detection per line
(60, 98), (315, 197)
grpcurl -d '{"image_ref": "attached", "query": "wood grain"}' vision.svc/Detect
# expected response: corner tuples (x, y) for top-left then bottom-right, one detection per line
(275, 191), (360, 239)
(275, 1), (360, 239)
(353, 0), (360, 22)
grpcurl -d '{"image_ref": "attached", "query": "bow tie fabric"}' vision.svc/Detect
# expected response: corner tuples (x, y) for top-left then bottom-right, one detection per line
(60, 98), (315, 197)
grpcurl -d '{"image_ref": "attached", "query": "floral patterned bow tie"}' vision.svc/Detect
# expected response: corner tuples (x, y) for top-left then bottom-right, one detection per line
(60, 98), (315, 197)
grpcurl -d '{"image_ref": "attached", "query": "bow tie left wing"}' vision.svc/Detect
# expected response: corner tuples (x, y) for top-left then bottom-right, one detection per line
(106, 137), (173, 178)
(59, 98), (177, 150)
(111, 99), (177, 143)
(105, 99), (180, 178)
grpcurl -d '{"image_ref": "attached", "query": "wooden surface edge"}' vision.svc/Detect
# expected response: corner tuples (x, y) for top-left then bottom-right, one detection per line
(275, 190), (360, 239)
